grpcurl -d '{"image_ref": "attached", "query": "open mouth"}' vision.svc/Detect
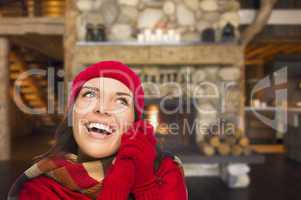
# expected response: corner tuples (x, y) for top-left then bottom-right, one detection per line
(85, 122), (115, 136)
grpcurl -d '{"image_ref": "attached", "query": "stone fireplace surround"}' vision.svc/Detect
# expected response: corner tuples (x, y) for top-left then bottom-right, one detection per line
(63, 0), (263, 188)
(75, 0), (241, 42)
(72, 43), (245, 145)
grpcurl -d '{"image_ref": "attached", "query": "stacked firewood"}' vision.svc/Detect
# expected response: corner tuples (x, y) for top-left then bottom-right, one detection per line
(198, 134), (253, 157)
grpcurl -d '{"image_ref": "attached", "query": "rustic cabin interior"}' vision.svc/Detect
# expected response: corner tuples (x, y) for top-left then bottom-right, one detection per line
(0, 0), (301, 199)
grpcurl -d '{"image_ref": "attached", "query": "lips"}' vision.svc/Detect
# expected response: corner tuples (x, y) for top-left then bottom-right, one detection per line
(84, 121), (116, 140)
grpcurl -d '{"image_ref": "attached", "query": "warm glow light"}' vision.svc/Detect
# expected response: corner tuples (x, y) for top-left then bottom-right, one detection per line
(145, 104), (159, 131)
(42, 0), (65, 17)
(43, 1), (65, 7)
(48, 139), (56, 146)
(145, 104), (171, 135)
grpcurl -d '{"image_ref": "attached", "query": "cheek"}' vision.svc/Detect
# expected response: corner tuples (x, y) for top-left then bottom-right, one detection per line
(75, 99), (97, 115)
(72, 106), (87, 139)
(115, 109), (135, 133)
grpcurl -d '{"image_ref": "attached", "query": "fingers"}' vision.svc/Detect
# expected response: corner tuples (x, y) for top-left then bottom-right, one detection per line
(123, 120), (156, 142)
(122, 126), (157, 146)
(121, 135), (156, 152)
(117, 119), (157, 162)
(118, 138), (157, 161)
(129, 120), (154, 135)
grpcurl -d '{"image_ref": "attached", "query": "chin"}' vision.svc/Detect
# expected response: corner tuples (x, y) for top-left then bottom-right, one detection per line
(74, 128), (121, 159)
(88, 151), (113, 159)
(80, 143), (118, 159)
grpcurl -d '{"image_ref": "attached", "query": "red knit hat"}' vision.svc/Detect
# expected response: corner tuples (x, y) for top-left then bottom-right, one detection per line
(68, 60), (144, 120)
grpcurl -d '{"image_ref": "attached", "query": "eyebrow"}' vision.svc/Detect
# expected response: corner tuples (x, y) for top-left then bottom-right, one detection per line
(82, 86), (99, 91)
(82, 86), (132, 97)
(116, 92), (132, 98)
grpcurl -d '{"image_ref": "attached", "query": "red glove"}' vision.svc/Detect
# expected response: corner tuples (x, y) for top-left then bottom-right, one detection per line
(116, 120), (160, 200)
(97, 157), (135, 200)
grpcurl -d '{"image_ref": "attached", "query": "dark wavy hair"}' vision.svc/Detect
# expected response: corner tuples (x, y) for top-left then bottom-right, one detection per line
(33, 105), (78, 162)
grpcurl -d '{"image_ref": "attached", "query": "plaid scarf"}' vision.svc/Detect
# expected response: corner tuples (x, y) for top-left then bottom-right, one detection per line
(8, 147), (183, 200)
(8, 153), (116, 200)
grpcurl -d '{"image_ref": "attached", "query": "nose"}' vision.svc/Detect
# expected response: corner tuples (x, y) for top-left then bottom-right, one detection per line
(94, 107), (111, 116)
(93, 98), (112, 116)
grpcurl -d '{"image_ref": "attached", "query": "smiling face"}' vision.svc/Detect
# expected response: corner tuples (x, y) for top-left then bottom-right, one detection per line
(72, 77), (135, 159)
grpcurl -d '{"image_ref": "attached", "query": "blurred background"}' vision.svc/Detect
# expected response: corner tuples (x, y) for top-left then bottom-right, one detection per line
(0, 0), (301, 199)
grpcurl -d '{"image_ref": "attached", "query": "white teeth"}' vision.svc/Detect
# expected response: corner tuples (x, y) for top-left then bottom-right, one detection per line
(87, 122), (113, 133)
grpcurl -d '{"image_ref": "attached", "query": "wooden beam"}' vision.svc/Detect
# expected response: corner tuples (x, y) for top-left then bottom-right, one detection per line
(240, 9), (301, 25)
(284, 45), (301, 54)
(251, 145), (285, 154)
(9, 35), (63, 60)
(245, 44), (275, 60)
(241, 0), (278, 46)
(245, 42), (301, 66)
(64, 0), (78, 105)
(0, 37), (11, 160)
(260, 44), (292, 59)
(0, 17), (64, 35)
(245, 59), (264, 65)
(74, 44), (243, 75)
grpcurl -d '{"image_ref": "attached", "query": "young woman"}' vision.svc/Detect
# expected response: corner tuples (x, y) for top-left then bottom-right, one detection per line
(8, 61), (188, 200)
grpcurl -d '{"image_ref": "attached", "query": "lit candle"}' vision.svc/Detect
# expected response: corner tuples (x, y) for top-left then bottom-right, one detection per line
(144, 29), (152, 42)
(145, 29), (151, 36)
(253, 99), (260, 108)
(150, 34), (156, 42)
(162, 34), (169, 42)
(168, 29), (175, 41)
(138, 34), (145, 43)
(156, 29), (163, 41)
(168, 29), (175, 35)
(175, 33), (181, 42)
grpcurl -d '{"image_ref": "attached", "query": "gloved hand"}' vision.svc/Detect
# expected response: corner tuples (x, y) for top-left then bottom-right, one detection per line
(116, 120), (159, 199)
(97, 158), (135, 200)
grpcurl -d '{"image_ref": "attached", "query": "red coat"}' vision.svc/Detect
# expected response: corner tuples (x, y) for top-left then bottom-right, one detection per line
(18, 157), (188, 200)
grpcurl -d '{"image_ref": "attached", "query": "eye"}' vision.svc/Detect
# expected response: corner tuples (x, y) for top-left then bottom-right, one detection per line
(116, 97), (129, 106)
(81, 90), (96, 98)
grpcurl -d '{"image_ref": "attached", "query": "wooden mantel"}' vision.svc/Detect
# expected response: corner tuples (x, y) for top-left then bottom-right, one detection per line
(0, 17), (64, 35)
(74, 42), (243, 68)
